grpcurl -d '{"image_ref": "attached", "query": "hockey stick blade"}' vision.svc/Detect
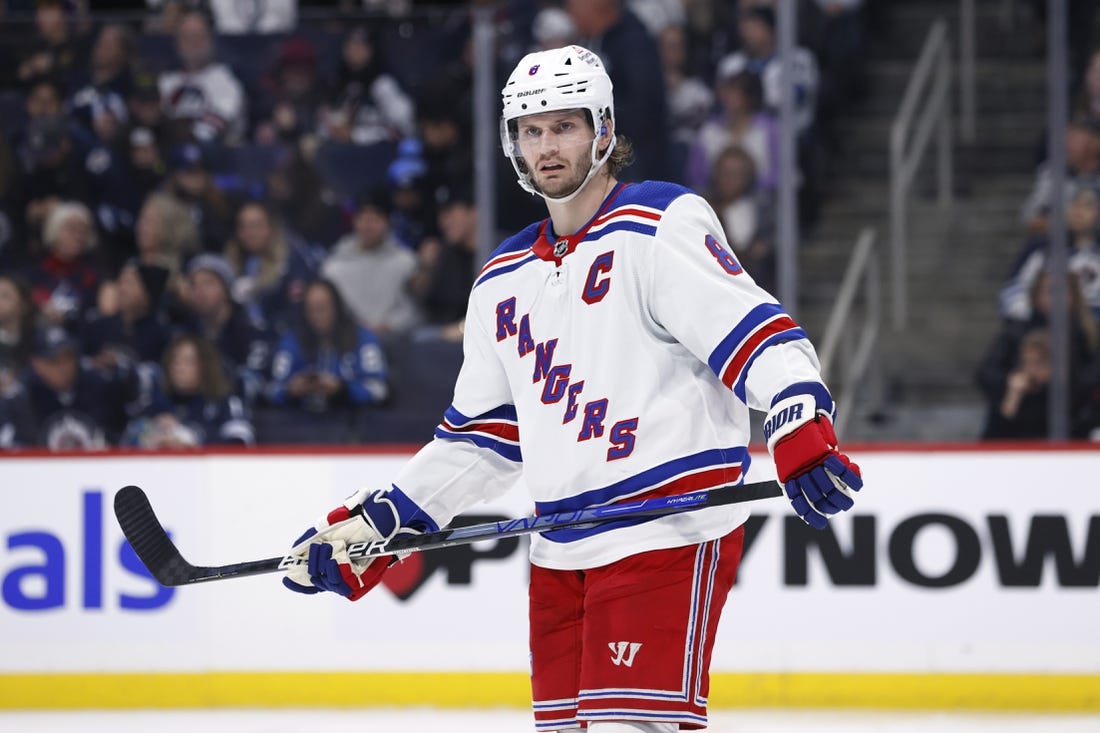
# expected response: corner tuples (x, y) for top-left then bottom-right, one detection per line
(115, 480), (782, 587)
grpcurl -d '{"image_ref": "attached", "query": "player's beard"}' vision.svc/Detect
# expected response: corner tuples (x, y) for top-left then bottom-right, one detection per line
(528, 143), (593, 200)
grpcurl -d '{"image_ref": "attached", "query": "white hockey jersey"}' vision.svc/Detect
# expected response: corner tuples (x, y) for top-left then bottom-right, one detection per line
(391, 181), (827, 570)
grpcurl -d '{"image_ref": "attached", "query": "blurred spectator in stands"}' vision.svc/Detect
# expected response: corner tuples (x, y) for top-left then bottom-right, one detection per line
(416, 93), (473, 206)
(23, 76), (65, 125)
(1074, 50), (1100, 127)
(26, 200), (100, 330)
(386, 137), (431, 250)
(977, 270), (1099, 439)
(254, 36), (328, 146)
(531, 6), (578, 51)
(178, 253), (271, 402)
(410, 185), (476, 338)
(24, 324), (141, 449)
(1001, 187), (1100, 322)
(804, 0), (867, 140)
(686, 69), (777, 195)
(69, 24), (135, 141)
(127, 126), (167, 197)
(628, 0), (686, 37)
(17, 115), (96, 247)
(0, 273), (38, 375)
(162, 142), (231, 251)
(708, 145), (775, 292)
(318, 25), (415, 146)
(321, 189), (421, 335)
(1021, 119), (1100, 233)
(15, 0), (87, 91)
(126, 67), (169, 151)
(660, 21), (712, 183)
(264, 147), (346, 250)
(124, 333), (254, 448)
(267, 278), (389, 413)
(980, 327), (1053, 440)
(134, 191), (200, 281)
(0, 368), (36, 448)
(158, 8), (247, 145)
(208, 0), (297, 35)
(81, 259), (170, 370)
(0, 137), (24, 270)
(224, 200), (322, 330)
(718, 5), (819, 137)
(566, 0), (670, 181)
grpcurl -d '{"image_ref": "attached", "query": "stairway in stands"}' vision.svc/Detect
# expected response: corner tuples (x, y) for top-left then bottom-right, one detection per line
(799, 0), (1048, 440)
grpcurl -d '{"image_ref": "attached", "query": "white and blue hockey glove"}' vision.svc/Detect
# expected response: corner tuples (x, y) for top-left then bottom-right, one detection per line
(283, 489), (407, 601)
(765, 386), (863, 530)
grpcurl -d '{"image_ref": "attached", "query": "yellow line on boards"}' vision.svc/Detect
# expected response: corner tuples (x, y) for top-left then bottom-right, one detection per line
(1, 672), (1098, 711)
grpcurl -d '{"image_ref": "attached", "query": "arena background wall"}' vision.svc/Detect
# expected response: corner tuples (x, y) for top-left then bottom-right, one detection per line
(1, 445), (1097, 711)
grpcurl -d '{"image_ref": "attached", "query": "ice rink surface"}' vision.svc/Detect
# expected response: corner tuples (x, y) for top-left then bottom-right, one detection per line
(2, 709), (1099, 732)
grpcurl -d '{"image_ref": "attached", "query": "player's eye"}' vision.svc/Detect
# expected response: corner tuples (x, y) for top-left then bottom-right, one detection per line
(557, 121), (574, 133)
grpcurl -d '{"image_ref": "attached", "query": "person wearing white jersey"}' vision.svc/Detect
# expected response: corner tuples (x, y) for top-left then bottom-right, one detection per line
(284, 45), (863, 732)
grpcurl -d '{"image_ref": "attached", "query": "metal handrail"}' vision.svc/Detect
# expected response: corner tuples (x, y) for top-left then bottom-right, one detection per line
(889, 18), (954, 331)
(818, 228), (881, 437)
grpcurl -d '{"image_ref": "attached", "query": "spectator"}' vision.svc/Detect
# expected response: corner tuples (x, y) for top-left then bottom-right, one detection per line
(1074, 49), (1100, 127)
(208, 0), (297, 34)
(68, 24), (135, 141)
(162, 142), (232, 252)
(81, 259), (170, 369)
(15, 0), (87, 90)
(133, 191), (200, 278)
(659, 22), (713, 182)
(566, 0), (671, 180)
(1021, 120), (1100, 232)
(125, 333), (255, 448)
(981, 327), (1053, 440)
(126, 67), (169, 151)
(224, 200), (322, 330)
(321, 190), (421, 335)
(127, 126), (168, 198)
(254, 36), (328, 146)
(0, 367), (36, 448)
(24, 325), (140, 449)
(717, 5), (820, 137)
(267, 278), (389, 412)
(179, 253), (271, 402)
(416, 94), (473, 205)
(708, 145), (775, 292)
(319, 25), (415, 146)
(386, 138), (432, 250)
(804, 0), (868, 134)
(264, 148), (347, 250)
(0, 273), (38, 374)
(410, 185), (477, 333)
(18, 115), (97, 246)
(26, 201), (100, 330)
(1001, 187), (1100, 322)
(977, 270), (1099, 438)
(531, 7), (579, 51)
(686, 70), (778, 194)
(0, 137), (24, 269)
(158, 9), (247, 145)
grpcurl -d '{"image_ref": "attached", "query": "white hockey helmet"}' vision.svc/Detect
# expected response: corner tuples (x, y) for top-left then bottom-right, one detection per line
(500, 44), (617, 202)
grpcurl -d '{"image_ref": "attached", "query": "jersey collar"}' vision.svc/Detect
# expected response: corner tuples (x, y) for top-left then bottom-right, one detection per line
(533, 182), (629, 264)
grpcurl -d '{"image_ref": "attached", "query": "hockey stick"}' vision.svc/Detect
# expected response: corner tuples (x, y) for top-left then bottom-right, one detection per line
(114, 480), (782, 587)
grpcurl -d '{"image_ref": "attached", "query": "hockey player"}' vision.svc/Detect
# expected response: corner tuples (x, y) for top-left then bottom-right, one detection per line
(284, 45), (863, 732)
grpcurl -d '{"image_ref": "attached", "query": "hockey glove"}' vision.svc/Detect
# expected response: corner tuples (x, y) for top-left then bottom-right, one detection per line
(765, 389), (863, 530)
(283, 489), (405, 601)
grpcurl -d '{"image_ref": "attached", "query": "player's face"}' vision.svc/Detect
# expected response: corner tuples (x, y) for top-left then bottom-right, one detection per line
(516, 109), (596, 199)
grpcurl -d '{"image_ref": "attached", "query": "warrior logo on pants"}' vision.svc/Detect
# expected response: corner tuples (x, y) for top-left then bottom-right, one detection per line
(608, 641), (642, 667)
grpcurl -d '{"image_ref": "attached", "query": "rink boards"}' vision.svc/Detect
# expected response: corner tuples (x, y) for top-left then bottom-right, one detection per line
(0, 445), (1097, 710)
